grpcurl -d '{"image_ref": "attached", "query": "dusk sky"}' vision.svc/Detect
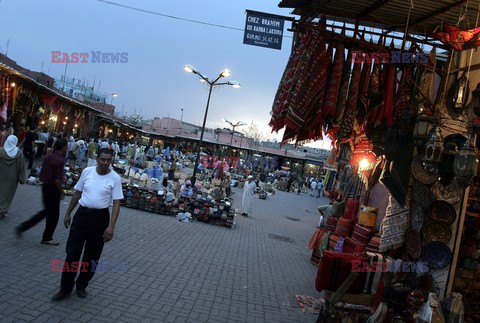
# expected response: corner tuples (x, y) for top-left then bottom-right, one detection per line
(0, 0), (329, 148)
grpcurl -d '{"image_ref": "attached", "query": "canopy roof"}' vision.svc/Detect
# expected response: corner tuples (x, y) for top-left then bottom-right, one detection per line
(279, 0), (478, 36)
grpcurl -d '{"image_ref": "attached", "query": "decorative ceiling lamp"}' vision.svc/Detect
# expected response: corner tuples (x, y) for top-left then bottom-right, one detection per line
(454, 135), (478, 188)
(422, 127), (444, 174)
(413, 113), (435, 148)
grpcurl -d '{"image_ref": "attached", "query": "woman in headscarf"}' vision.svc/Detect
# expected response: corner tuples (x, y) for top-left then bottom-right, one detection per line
(75, 139), (86, 167)
(0, 135), (26, 217)
(66, 136), (76, 163)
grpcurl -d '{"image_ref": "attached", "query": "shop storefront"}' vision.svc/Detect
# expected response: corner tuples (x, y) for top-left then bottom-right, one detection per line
(270, 0), (480, 320)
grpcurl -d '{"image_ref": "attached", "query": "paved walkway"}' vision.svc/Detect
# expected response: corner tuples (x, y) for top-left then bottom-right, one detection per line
(0, 183), (329, 322)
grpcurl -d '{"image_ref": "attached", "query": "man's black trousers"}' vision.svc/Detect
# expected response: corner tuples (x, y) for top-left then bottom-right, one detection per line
(60, 206), (110, 292)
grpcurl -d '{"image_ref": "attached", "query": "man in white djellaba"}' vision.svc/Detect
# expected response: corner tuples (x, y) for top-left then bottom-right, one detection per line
(241, 175), (256, 216)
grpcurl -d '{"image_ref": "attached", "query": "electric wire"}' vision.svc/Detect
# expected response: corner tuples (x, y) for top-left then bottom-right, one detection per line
(95, 0), (293, 39)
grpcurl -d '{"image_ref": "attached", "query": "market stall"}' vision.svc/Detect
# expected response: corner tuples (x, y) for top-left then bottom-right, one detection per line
(271, 0), (480, 320)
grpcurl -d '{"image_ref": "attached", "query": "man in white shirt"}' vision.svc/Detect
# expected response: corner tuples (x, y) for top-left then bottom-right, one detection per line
(310, 180), (317, 197)
(52, 148), (124, 301)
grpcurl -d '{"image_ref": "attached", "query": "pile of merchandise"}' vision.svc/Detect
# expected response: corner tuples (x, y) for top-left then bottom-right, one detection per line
(121, 184), (235, 228)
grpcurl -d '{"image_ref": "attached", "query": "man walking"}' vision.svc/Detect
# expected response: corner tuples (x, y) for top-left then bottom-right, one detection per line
(52, 148), (123, 301)
(17, 138), (68, 244)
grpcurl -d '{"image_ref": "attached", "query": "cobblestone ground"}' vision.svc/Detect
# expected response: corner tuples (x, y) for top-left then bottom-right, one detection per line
(0, 183), (328, 322)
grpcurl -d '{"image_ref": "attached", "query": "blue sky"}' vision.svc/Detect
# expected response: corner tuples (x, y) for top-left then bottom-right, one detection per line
(0, 0), (329, 148)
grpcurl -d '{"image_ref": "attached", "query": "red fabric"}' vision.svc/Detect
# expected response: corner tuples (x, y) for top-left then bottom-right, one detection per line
(335, 49), (352, 126)
(343, 237), (366, 253)
(316, 250), (369, 293)
(343, 198), (359, 220)
(335, 216), (354, 237)
(351, 224), (374, 245)
(430, 23), (480, 51)
(377, 64), (395, 126)
(325, 217), (338, 232)
(309, 228), (327, 250)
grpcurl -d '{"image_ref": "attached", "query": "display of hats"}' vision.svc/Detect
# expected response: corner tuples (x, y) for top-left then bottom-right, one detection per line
(422, 241), (452, 269)
(432, 180), (463, 205)
(335, 217), (354, 237)
(427, 200), (456, 225)
(411, 155), (439, 185)
(422, 220), (452, 244)
(405, 229), (422, 259)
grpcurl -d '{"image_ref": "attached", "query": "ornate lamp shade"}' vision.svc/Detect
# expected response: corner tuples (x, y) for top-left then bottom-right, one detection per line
(454, 136), (478, 188)
(413, 113), (435, 148)
(422, 127), (444, 174)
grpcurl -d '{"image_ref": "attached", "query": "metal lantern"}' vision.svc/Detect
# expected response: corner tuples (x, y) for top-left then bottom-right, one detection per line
(422, 127), (444, 174)
(454, 136), (478, 188)
(399, 108), (415, 136)
(413, 113), (435, 148)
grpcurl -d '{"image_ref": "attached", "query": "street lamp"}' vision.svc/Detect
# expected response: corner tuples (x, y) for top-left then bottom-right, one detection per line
(224, 118), (246, 162)
(102, 93), (118, 114)
(184, 64), (241, 185)
(180, 108), (184, 134)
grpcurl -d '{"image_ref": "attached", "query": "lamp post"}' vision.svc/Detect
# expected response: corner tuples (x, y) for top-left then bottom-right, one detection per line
(224, 119), (246, 163)
(102, 93), (118, 115)
(184, 64), (241, 185)
(180, 108), (184, 134)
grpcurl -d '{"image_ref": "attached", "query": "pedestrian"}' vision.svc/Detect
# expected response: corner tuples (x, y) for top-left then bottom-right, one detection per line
(0, 135), (26, 218)
(66, 136), (76, 164)
(286, 176), (293, 192)
(240, 175), (256, 216)
(7, 122), (14, 136)
(310, 179), (317, 197)
(0, 123), (8, 147)
(87, 138), (96, 167)
(51, 148), (123, 301)
(317, 179), (324, 198)
(23, 126), (37, 169)
(75, 139), (86, 167)
(16, 138), (67, 243)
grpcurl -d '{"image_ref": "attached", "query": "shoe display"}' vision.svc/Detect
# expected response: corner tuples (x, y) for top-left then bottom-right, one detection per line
(51, 290), (70, 301)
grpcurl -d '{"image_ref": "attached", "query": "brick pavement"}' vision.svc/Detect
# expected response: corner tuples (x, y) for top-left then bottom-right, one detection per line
(0, 183), (329, 322)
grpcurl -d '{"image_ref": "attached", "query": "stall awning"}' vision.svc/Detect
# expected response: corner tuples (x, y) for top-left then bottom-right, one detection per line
(279, 0), (476, 36)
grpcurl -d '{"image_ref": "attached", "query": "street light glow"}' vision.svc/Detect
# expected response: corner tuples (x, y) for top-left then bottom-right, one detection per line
(229, 81), (241, 88)
(184, 65), (195, 73)
(220, 69), (231, 77)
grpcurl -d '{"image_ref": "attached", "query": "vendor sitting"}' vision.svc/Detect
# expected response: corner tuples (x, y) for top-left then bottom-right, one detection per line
(180, 180), (193, 197)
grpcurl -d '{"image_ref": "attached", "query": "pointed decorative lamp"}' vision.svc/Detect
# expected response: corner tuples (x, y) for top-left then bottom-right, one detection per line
(422, 127), (444, 174)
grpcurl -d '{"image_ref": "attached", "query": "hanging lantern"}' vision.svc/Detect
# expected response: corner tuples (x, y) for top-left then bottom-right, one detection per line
(413, 113), (435, 148)
(448, 74), (469, 115)
(454, 135), (478, 188)
(398, 108), (415, 137)
(422, 127), (444, 174)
